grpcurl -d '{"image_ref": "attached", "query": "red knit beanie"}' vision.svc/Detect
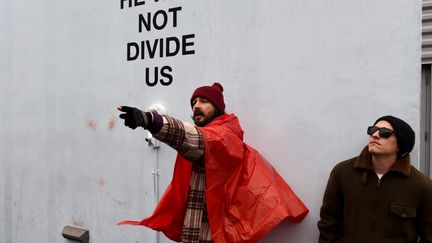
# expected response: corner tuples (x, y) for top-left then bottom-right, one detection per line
(190, 82), (225, 112)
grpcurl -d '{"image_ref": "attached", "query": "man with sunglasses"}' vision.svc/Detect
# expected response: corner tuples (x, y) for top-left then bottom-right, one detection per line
(318, 115), (432, 243)
(117, 83), (309, 243)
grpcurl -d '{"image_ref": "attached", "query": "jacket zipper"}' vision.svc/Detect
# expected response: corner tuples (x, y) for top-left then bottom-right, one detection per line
(372, 174), (382, 243)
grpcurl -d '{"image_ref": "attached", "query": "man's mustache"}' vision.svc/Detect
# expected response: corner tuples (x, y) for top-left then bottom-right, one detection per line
(193, 110), (205, 117)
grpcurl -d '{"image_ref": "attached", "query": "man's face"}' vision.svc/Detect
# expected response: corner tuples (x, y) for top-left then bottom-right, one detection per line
(192, 97), (217, 127)
(368, 120), (398, 157)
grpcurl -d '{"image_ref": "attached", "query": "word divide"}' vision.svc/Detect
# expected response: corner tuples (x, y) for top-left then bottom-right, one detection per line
(127, 34), (195, 60)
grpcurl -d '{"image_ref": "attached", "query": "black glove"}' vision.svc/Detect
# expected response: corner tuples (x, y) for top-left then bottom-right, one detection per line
(118, 106), (152, 130)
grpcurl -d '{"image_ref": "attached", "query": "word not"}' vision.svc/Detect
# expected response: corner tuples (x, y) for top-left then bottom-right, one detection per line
(127, 34), (195, 60)
(139, 7), (181, 32)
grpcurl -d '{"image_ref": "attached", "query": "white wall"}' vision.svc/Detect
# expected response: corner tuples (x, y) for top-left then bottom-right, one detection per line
(0, 0), (421, 242)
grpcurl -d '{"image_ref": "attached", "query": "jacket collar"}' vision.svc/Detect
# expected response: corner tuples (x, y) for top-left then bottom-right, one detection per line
(353, 146), (411, 177)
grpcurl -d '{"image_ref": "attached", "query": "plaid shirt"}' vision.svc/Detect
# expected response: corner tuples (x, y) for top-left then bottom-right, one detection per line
(153, 115), (213, 243)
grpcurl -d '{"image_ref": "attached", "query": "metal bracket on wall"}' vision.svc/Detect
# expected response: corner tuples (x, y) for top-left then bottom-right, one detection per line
(62, 225), (89, 243)
(152, 169), (160, 177)
(145, 132), (160, 148)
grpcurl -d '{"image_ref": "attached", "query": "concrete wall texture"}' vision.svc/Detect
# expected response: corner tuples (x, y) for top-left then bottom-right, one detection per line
(0, 0), (421, 242)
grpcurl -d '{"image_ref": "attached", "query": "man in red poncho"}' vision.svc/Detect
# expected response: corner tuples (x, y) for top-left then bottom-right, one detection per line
(118, 83), (308, 243)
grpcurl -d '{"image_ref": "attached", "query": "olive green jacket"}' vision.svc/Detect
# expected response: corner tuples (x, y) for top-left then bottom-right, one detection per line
(318, 147), (432, 243)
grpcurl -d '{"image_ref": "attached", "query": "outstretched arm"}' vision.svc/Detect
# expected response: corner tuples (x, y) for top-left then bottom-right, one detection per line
(118, 106), (204, 163)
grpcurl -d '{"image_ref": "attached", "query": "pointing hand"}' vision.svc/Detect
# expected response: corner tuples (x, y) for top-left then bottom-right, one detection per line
(118, 106), (150, 130)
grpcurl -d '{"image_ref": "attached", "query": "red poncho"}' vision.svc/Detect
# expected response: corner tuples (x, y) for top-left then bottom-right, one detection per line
(119, 114), (308, 242)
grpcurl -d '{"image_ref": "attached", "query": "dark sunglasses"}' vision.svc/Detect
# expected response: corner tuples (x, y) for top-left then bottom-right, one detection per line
(367, 126), (395, 138)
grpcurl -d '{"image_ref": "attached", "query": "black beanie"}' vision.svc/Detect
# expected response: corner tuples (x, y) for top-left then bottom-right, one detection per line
(374, 115), (415, 158)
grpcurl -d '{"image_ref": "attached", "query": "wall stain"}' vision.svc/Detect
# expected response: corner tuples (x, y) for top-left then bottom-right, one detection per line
(108, 116), (116, 130)
(86, 120), (96, 131)
(98, 177), (105, 189)
(106, 191), (124, 205)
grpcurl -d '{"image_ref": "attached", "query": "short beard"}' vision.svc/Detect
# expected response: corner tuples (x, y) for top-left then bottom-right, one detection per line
(192, 109), (224, 127)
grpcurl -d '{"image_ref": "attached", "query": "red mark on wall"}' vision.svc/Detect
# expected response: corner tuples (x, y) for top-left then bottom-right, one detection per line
(86, 120), (96, 131)
(108, 116), (116, 130)
(98, 177), (105, 189)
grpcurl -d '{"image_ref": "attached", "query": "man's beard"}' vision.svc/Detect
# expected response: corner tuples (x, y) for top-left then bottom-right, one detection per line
(192, 110), (220, 127)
